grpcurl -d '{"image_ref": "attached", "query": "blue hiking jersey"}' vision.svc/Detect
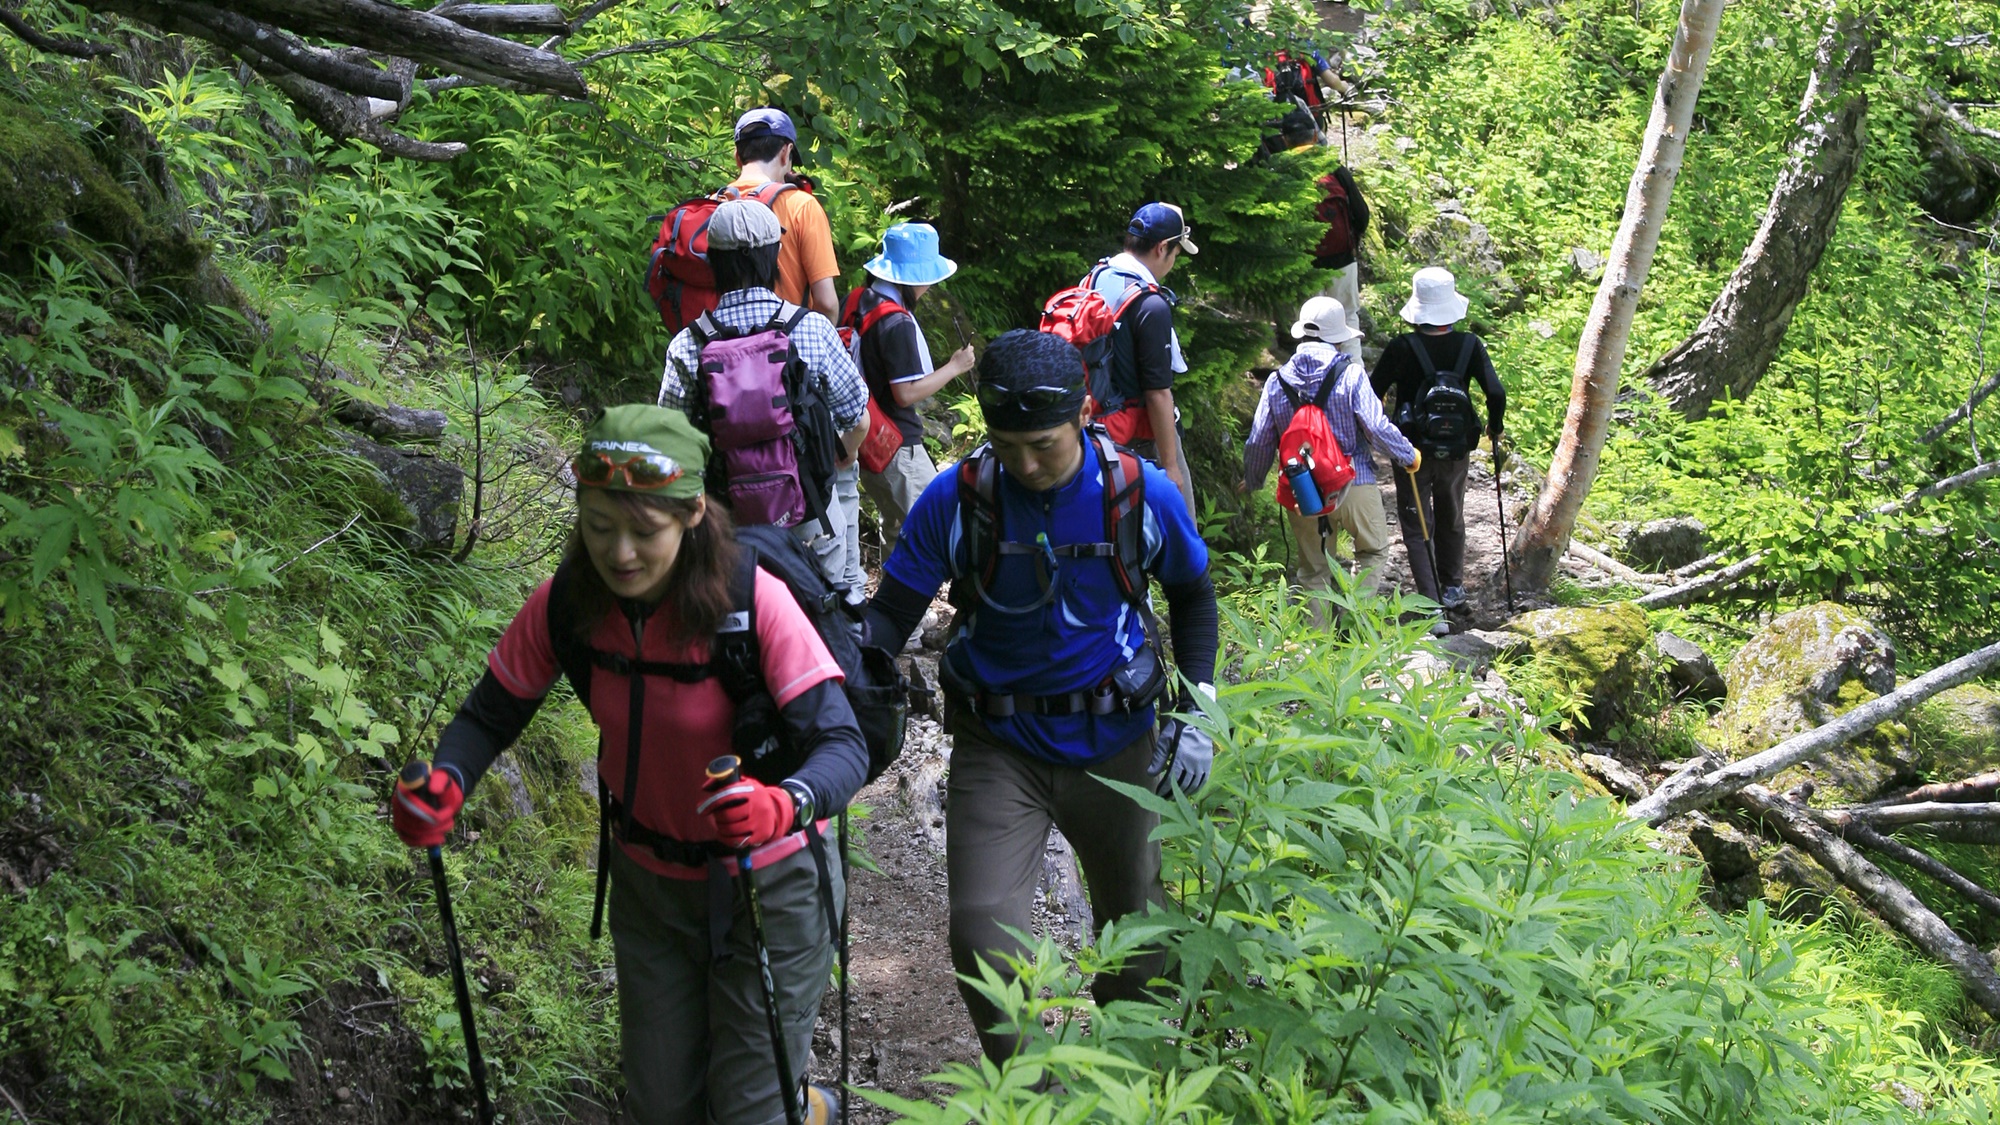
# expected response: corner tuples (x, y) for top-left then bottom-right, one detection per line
(883, 435), (1208, 765)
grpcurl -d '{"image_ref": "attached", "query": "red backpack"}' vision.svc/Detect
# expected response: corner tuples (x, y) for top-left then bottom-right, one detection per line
(1038, 262), (1160, 442)
(837, 287), (912, 475)
(1273, 356), (1358, 515)
(1313, 173), (1355, 261)
(644, 181), (798, 333)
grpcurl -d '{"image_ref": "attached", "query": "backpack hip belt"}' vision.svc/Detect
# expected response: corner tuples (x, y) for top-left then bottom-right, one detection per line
(605, 794), (729, 868)
(940, 646), (1166, 720)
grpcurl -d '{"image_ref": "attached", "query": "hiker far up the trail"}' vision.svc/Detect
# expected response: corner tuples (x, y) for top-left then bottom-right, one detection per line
(1084, 202), (1200, 513)
(1373, 267), (1506, 628)
(730, 108), (841, 321)
(840, 222), (976, 557)
(658, 199), (868, 595)
(392, 405), (863, 1125)
(1242, 296), (1417, 630)
(1309, 164), (1369, 355)
(860, 330), (1219, 1062)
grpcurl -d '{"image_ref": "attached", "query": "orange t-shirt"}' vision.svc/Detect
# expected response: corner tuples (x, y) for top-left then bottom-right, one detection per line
(730, 172), (839, 306)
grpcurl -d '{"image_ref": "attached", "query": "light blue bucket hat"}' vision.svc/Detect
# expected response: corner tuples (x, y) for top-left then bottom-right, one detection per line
(863, 223), (958, 286)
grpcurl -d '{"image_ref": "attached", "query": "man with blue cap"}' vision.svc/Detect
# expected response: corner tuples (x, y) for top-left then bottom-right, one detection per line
(1085, 202), (1199, 512)
(841, 222), (978, 557)
(730, 107), (840, 320)
(859, 330), (1219, 1063)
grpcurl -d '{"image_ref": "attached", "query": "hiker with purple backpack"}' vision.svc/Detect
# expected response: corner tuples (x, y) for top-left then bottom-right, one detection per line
(658, 200), (869, 594)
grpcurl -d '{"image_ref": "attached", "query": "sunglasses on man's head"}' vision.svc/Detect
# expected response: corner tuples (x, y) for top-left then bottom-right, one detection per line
(571, 448), (687, 490)
(976, 383), (1080, 413)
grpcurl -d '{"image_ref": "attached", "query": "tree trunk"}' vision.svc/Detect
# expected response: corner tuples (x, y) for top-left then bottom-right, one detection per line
(1647, 8), (1878, 420)
(1509, 0), (1726, 592)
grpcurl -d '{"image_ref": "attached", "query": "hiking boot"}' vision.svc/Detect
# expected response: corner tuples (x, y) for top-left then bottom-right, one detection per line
(1429, 619), (1450, 637)
(805, 1084), (841, 1125)
(1440, 586), (1467, 610)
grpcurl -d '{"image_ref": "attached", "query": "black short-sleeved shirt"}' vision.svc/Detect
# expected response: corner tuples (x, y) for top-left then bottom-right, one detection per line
(1371, 330), (1506, 453)
(851, 284), (929, 446)
(1116, 292), (1178, 399)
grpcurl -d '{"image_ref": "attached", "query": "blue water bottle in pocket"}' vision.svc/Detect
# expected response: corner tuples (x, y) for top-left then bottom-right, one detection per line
(1284, 447), (1325, 516)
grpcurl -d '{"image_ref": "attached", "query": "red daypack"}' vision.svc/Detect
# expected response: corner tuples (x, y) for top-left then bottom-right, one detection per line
(1313, 173), (1355, 262)
(838, 287), (912, 475)
(645, 181), (798, 334)
(1038, 262), (1160, 443)
(1274, 356), (1358, 515)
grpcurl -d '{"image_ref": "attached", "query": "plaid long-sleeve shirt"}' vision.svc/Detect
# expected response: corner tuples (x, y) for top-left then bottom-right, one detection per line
(657, 288), (868, 431)
(1242, 343), (1416, 490)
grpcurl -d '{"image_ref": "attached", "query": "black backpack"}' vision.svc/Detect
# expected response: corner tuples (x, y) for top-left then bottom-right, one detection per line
(547, 525), (909, 824)
(1399, 334), (1482, 458)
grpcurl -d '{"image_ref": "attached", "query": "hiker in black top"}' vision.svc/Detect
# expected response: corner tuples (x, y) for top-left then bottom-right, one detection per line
(1370, 268), (1505, 624)
(1090, 202), (1199, 513)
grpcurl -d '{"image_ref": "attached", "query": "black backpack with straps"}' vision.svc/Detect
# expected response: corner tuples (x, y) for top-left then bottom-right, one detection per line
(1400, 333), (1482, 459)
(545, 525), (909, 863)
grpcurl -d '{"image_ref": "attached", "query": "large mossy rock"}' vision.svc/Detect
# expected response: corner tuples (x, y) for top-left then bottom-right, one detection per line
(1910, 682), (2000, 779)
(1705, 602), (1912, 802)
(1502, 602), (1653, 734)
(336, 432), (464, 553)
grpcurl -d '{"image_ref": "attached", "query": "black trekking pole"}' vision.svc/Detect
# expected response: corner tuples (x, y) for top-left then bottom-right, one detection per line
(398, 762), (494, 1125)
(1491, 436), (1515, 613)
(706, 756), (805, 1125)
(837, 810), (851, 1125)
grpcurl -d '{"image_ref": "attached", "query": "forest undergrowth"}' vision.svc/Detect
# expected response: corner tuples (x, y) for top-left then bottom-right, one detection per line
(1, 0), (1998, 1120)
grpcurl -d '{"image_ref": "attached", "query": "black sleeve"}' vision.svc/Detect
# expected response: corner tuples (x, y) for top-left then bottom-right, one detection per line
(1337, 165), (1369, 243)
(871, 312), (927, 385)
(433, 670), (546, 796)
(863, 573), (932, 653)
(1471, 336), (1505, 437)
(780, 679), (868, 816)
(1371, 335), (1414, 405)
(1161, 570), (1219, 693)
(1126, 296), (1177, 392)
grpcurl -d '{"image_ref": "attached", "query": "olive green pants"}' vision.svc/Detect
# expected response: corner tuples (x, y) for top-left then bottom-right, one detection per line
(943, 711), (1165, 1060)
(609, 842), (841, 1125)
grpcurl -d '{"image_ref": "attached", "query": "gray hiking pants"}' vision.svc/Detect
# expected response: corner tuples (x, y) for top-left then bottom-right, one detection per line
(943, 709), (1164, 1061)
(1390, 454), (1470, 598)
(610, 843), (841, 1125)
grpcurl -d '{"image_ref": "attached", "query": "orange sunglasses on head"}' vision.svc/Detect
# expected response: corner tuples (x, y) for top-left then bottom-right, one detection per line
(571, 449), (686, 490)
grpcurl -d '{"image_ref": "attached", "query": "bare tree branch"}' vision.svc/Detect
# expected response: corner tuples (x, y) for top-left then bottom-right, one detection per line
(1839, 820), (2000, 920)
(1626, 640), (2000, 824)
(1846, 801), (2000, 828)
(100, 0), (408, 100)
(261, 65), (467, 160)
(1866, 771), (2000, 807)
(434, 3), (567, 35)
(1734, 784), (2000, 1020)
(1922, 369), (2000, 444)
(0, 4), (114, 56)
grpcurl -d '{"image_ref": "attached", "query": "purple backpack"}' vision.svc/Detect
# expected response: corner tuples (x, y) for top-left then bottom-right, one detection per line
(687, 305), (839, 528)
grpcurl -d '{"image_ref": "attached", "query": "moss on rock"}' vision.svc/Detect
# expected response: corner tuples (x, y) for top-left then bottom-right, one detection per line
(0, 93), (145, 252)
(1502, 601), (1653, 735)
(1910, 681), (2000, 779)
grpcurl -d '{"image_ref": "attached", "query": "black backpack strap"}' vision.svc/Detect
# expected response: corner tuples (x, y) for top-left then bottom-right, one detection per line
(954, 445), (1001, 590)
(1311, 353), (1346, 411)
(1408, 333), (1440, 383)
(1276, 374), (1305, 411)
(1449, 334), (1477, 381)
(1087, 425), (1147, 603)
(711, 547), (763, 705)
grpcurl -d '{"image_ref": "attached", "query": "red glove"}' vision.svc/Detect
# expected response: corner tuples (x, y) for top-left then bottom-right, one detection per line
(697, 774), (795, 851)
(392, 762), (464, 849)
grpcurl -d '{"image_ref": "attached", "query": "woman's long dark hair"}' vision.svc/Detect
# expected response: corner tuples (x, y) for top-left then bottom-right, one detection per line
(560, 491), (740, 646)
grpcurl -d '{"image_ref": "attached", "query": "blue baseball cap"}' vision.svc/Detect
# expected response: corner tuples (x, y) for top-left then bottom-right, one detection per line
(1126, 202), (1199, 255)
(734, 108), (800, 150)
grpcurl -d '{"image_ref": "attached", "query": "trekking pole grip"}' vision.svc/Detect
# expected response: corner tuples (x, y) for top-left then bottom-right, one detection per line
(706, 755), (742, 787)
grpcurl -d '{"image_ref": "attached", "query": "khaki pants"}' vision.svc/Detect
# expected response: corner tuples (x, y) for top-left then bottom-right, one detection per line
(943, 710), (1164, 1060)
(610, 844), (841, 1125)
(1315, 263), (1365, 362)
(859, 443), (937, 554)
(1287, 483), (1391, 626)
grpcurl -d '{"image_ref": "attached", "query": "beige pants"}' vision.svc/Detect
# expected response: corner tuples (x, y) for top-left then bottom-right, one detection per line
(1287, 483), (1391, 625)
(1315, 263), (1364, 362)
(860, 443), (937, 554)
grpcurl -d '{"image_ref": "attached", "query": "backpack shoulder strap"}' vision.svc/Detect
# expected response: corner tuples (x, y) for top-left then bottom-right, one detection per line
(953, 444), (1001, 587)
(1448, 334), (1478, 380)
(689, 311), (722, 348)
(1276, 373), (1305, 410)
(1312, 353), (1347, 410)
(546, 558), (594, 701)
(710, 547), (763, 705)
(745, 180), (798, 207)
(1088, 424), (1147, 602)
(858, 296), (908, 335)
(1408, 333), (1441, 382)
(767, 301), (810, 334)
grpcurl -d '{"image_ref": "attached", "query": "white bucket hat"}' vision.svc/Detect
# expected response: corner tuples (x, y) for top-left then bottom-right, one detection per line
(1290, 295), (1362, 344)
(1400, 266), (1469, 326)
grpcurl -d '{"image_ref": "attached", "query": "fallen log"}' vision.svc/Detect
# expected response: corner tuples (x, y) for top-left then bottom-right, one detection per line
(1625, 640), (2000, 824)
(1865, 770), (2000, 808)
(1631, 551), (1766, 608)
(1565, 541), (1665, 588)
(1846, 801), (2000, 828)
(1734, 784), (2000, 1019)
(1838, 820), (2000, 921)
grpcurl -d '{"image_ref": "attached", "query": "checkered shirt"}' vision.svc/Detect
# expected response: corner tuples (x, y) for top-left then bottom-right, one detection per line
(1243, 342), (1415, 489)
(658, 288), (867, 431)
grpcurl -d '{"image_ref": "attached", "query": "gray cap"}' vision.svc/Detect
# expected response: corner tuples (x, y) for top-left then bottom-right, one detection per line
(707, 199), (782, 250)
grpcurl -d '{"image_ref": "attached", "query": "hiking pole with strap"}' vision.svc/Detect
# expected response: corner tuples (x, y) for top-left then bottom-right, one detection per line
(397, 763), (495, 1125)
(1401, 463), (1444, 609)
(1491, 436), (1515, 613)
(706, 755), (805, 1125)
(837, 810), (851, 1125)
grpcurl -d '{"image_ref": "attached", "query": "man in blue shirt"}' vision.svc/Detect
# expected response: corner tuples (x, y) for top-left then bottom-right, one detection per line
(862, 330), (1219, 1062)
